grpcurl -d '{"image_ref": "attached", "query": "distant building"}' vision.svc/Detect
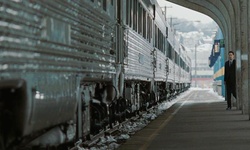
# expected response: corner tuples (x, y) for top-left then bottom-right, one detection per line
(187, 44), (214, 88)
(177, 31), (214, 88)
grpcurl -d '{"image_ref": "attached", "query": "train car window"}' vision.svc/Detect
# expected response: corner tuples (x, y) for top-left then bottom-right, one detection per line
(162, 33), (164, 53)
(165, 41), (168, 56)
(159, 32), (162, 51)
(180, 58), (184, 68)
(178, 55), (182, 66)
(153, 5), (156, 20)
(103, 0), (107, 11)
(175, 52), (177, 64)
(146, 15), (150, 41)
(157, 29), (160, 49)
(178, 55), (180, 66)
(133, 0), (137, 31)
(183, 60), (185, 69)
(175, 51), (179, 65)
(158, 29), (163, 52)
(147, 15), (152, 42)
(161, 33), (164, 51)
(180, 58), (183, 68)
(142, 9), (147, 38)
(167, 42), (171, 58)
(162, 33), (164, 51)
(166, 27), (168, 38)
(111, 0), (113, 5)
(159, 31), (161, 50)
(162, 35), (166, 54)
(159, 34), (161, 50)
(169, 45), (172, 59)
(138, 4), (142, 35)
(154, 25), (158, 48)
(130, 0), (133, 27)
(126, 0), (129, 25)
(171, 47), (174, 61)
(117, 0), (121, 23)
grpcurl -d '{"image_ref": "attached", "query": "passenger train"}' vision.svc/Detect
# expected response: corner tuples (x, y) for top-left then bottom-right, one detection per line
(209, 28), (225, 97)
(0, 0), (191, 149)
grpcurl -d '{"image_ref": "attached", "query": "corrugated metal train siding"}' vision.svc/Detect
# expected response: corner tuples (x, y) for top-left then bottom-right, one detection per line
(167, 60), (175, 82)
(0, 0), (116, 78)
(124, 29), (153, 80)
(155, 50), (167, 81)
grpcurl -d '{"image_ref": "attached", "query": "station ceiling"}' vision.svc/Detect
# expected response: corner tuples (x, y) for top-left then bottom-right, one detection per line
(166, 0), (244, 55)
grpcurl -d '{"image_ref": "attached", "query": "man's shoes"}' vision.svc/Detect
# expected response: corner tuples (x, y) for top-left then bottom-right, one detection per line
(226, 107), (231, 110)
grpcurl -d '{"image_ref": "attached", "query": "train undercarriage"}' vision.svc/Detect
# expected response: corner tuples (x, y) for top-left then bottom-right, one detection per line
(0, 79), (189, 150)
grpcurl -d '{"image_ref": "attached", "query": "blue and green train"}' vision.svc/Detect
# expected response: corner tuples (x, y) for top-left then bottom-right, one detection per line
(209, 28), (225, 97)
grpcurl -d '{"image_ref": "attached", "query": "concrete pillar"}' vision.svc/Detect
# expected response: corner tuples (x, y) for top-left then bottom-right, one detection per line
(231, 0), (242, 110)
(235, 50), (242, 110)
(247, 0), (250, 118)
(240, 0), (248, 114)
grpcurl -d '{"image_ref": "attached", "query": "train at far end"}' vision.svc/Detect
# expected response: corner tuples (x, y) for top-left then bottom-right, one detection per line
(0, 0), (191, 149)
(209, 28), (225, 97)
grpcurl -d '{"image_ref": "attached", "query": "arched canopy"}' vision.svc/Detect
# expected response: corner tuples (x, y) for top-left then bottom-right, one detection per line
(166, 0), (240, 54)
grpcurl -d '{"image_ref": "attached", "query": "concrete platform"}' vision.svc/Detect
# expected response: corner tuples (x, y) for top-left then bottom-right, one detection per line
(118, 89), (250, 150)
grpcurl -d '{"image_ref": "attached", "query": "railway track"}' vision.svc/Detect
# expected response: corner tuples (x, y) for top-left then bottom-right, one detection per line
(71, 98), (180, 150)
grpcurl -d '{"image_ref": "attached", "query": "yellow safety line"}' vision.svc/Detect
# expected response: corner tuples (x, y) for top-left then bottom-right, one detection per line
(139, 93), (193, 150)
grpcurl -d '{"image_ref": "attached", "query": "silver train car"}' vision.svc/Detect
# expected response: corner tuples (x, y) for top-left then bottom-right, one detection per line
(0, 0), (191, 149)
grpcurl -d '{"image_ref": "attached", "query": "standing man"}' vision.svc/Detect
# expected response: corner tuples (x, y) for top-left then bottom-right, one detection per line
(224, 51), (236, 110)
